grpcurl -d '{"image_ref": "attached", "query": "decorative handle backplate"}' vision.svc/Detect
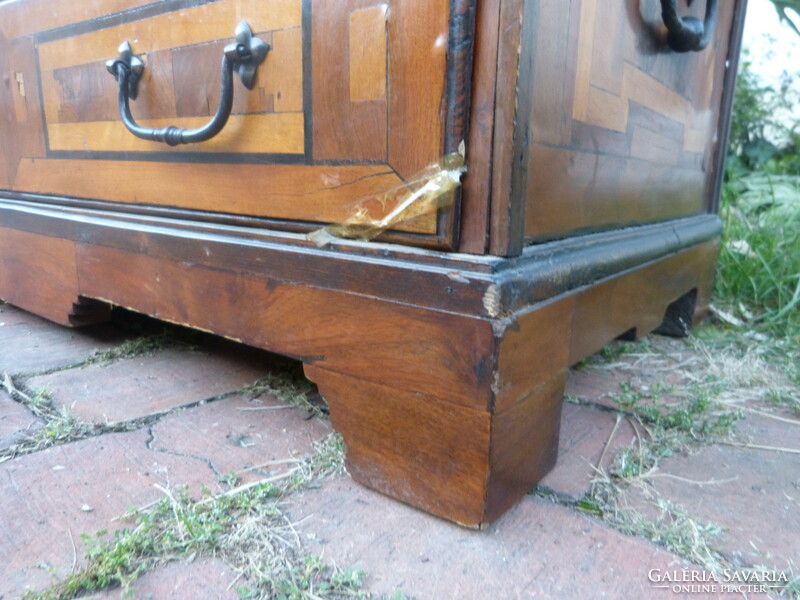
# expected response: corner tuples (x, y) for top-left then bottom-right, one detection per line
(105, 21), (270, 146)
(660, 0), (718, 53)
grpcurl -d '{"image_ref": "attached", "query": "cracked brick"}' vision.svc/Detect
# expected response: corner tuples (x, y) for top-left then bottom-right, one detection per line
(0, 388), (43, 451)
(27, 347), (271, 424)
(148, 393), (332, 484)
(0, 429), (227, 599)
(287, 477), (743, 600)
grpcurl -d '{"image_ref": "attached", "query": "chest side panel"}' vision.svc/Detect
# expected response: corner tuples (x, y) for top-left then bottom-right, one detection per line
(516, 0), (739, 242)
(0, 0), (462, 243)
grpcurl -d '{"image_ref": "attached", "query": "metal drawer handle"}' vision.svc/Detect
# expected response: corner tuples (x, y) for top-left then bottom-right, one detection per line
(105, 21), (270, 146)
(660, 0), (718, 53)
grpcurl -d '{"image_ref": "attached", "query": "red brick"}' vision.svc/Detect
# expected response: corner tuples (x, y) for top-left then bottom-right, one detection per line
(149, 393), (332, 484)
(0, 396), (328, 599)
(539, 401), (638, 499)
(288, 476), (745, 600)
(27, 348), (270, 424)
(566, 366), (629, 407)
(1, 429), (199, 598)
(624, 413), (800, 571)
(0, 304), (126, 374)
(0, 388), (42, 450)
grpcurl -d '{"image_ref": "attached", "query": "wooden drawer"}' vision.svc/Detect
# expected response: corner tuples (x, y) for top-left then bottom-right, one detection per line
(0, 0), (743, 255)
(511, 0), (739, 246)
(0, 0), (470, 246)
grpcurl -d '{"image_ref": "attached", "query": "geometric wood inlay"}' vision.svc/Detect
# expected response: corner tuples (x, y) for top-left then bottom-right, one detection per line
(0, 0), (155, 40)
(36, 0), (303, 72)
(520, 0), (736, 242)
(37, 0), (305, 156)
(349, 4), (388, 102)
(45, 113), (305, 154)
(572, 0), (713, 154)
(0, 0), (455, 240)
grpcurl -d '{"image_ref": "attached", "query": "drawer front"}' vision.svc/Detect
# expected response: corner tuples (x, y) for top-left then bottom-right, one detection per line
(516, 0), (741, 242)
(0, 0), (471, 245)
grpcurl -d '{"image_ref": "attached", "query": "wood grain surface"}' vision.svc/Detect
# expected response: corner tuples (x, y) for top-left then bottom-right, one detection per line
(11, 159), (442, 232)
(311, 0), (388, 161)
(348, 5), (388, 103)
(568, 240), (719, 364)
(387, 0), (449, 180)
(485, 375), (566, 522)
(457, 0), (502, 253)
(0, 35), (46, 189)
(0, 0), (156, 40)
(36, 0), (302, 72)
(514, 0), (738, 245)
(0, 0), (461, 241)
(487, 0), (523, 256)
(75, 243), (496, 409)
(306, 365), (493, 526)
(0, 194), (722, 524)
(46, 114), (304, 154)
(0, 227), (80, 326)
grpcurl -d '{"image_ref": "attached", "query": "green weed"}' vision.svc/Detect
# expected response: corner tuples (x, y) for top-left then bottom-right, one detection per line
(719, 54), (800, 351)
(240, 368), (328, 419)
(717, 174), (800, 337)
(381, 591), (412, 600)
(610, 497), (727, 572)
(609, 378), (742, 440)
(81, 330), (191, 367)
(23, 433), (359, 600)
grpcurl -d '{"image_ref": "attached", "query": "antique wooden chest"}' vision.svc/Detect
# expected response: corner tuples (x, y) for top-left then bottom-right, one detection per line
(0, 0), (747, 526)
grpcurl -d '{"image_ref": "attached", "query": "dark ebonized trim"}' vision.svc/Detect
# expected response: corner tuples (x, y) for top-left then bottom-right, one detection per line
(444, 0), (477, 155)
(35, 0), (221, 44)
(709, 0), (749, 214)
(434, 0), (479, 249)
(0, 196), (492, 318)
(302, 0), (314, 165)
(0, 195), (721, 319)
(46, 150), (306, 166)
(33, 39), (51, 153)
(495, 214), (722, 313)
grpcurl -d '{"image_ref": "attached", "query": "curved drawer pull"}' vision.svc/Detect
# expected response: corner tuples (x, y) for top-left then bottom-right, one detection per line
(105, 21), (270, 146)
(660, 0), (718, 53)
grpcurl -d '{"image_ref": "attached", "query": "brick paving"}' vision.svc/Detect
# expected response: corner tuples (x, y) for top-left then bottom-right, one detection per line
(0, 306), (127, 375)
(0, 388), (42, 451)
(538, 402), (638, 499)
(28, 348), (275, 425)
(85, 558), (240, 600)
(288, 479), (747, 600)
(1, 302), (797, 599)
(622, 414), (800, 570)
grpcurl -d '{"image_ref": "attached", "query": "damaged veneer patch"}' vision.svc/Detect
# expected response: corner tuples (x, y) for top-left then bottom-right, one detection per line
(307, 142), (466, 246)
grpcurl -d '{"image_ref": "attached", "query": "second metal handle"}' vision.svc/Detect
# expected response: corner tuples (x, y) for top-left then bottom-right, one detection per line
(660, 0), (718, 53)
(105, 21), (270, 146)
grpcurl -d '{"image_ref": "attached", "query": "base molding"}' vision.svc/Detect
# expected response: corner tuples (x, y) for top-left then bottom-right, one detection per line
(0, 199), (720, 525)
